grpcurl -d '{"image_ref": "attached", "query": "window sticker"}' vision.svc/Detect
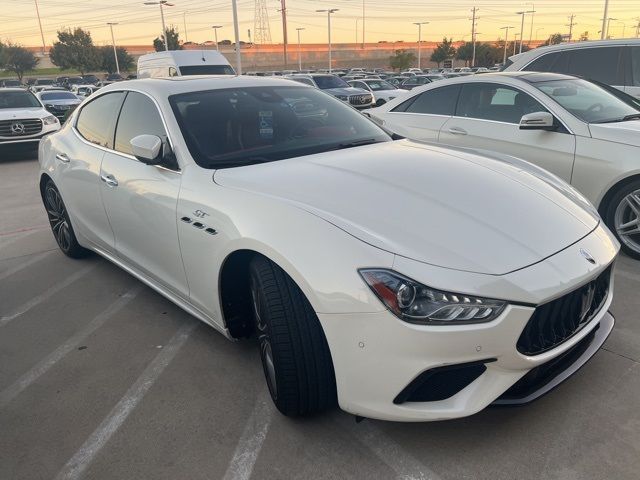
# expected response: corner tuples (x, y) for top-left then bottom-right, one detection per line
(259, 110), (274, 139)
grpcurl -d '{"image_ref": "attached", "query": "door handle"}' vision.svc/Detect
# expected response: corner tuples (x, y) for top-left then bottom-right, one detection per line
(448, 127), (468, 135)
(100, 174), (118, 187)
(55, 153), (70, 163)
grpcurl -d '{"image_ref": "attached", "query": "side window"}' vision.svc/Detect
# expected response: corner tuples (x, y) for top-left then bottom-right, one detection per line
(392, 85), (461, 115)
(565, 47), (624, 85)
(292, 77), (314, 86)
(631, 46), (640, 87)
(524, 51), (569, 74)
(456, 83), (547, 124)
(114, 92), (167, 156)
(76, 91), (126, 148)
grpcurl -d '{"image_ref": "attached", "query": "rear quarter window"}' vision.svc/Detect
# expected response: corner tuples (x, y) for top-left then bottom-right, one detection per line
(75, 92), (126, 149)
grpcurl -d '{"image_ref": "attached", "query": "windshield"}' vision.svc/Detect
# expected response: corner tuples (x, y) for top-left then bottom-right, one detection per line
(534, 78), (640, 123)
(179, 65), (235, 75)
(67, 77), (84, 84)
(3, 80), (21, 87)
(365, 80), (396, 91)
(0, 91), (40, 109)
(36, 79), (54, 85)
(169, 86), (390, 169)
(313, 75), (350, 89)
(40, 92), (78, 100)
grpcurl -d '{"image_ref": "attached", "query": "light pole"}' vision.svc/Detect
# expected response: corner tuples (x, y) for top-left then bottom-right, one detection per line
(144, 1), (174, 52)
(361, 0), (365, 49)
(107, 23), (120, 74)
(231, 0), (242, 74)
(513, 33), (519, 55)
(34, 0), (46, 55)
(605, 17), (617, 39)
(296, 27), (305, 71)
(316, 9), (339, 72)
(600, 0), (610, 39)
(413, 22), (428, 70)
(500, 26), (513, 64)
(516, 10), (535, 53)
(183, 11), (188, 43)
(212, 25), (222, 51)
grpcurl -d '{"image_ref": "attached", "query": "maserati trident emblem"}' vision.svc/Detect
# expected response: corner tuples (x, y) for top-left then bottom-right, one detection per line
(10, 122), (25, 135)
(579, 248), (596, 265)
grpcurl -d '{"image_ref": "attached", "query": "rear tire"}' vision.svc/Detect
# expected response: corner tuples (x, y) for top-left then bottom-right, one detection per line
(249, 256), (337, 416)
(603, 180), (640, 260)
(42, 179), (89, 259)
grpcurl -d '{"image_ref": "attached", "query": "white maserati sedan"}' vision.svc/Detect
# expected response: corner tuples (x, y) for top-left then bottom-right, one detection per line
(39, 76), (619, 422)
(1, 88), (60, 146)
(366, 72), (640, 260)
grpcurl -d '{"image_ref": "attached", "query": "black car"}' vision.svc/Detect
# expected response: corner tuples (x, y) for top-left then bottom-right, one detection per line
(81, 74), (100, 86)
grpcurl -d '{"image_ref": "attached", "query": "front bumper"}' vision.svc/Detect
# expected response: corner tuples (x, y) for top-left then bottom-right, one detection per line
(0, 125), (60, 145)
(319, 225), (618, 422)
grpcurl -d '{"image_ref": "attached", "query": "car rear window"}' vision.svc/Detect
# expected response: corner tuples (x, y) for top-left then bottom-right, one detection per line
(179, 65), (235, 75)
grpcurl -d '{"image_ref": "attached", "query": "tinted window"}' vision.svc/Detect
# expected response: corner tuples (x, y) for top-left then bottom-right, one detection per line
(76, 92), (126, 148)
(456, 83), (546, 123)
(565, 47), (624, 85)
(632, 47), (640, 87)
(291, 77), (315, 86)
(179, 65), (235, 75)
(0, 91), (40, 109)
(525, 51), (569, 74)
(392, 85), (461, 115)
(40, 92), (78, 100)
(313, 75), (350, 89)
(169, 86), (390, 169)
(114, 92), (167, 155)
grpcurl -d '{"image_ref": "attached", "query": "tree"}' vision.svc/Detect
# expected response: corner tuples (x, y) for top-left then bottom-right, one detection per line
(2, 43), (39, 82)
(389, 49), (416, 71)
(50, 28), (100, 74)
(153, 26), (182, 51)
(98, 45), (134, 73)
(540, 33), (563, 46)
(430, 38), (456, 67)
(455, 42), (473, 66)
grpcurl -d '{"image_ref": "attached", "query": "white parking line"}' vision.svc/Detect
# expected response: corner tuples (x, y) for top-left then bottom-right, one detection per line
(338, 417), (442, 480)
(54, 322), (196, 480)
(222, 389), (274, 480)
(0, 264), (96, 327)
(0, 285), (143, 409)
(0, 250), (54, 282)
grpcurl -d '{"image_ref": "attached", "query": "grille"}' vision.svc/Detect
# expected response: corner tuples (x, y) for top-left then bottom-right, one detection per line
(0, 118), (43, 137)
(517, 266), (611, 356)
(349, 94), (372, 106)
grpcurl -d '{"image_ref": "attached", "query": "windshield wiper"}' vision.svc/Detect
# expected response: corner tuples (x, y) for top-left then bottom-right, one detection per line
(334, 138), (383, 150)
(596, 113), (640, 124)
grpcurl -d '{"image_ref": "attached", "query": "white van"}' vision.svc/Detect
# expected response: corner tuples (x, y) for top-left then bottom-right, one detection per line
(137, 50), (236, 78)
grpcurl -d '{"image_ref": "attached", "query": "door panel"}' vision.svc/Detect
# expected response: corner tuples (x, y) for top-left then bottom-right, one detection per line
(439, 83), (576, 183)
(100, 153), (188, 296)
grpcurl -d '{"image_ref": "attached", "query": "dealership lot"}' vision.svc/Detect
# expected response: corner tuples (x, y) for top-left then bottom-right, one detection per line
(1, 149), (639, 480)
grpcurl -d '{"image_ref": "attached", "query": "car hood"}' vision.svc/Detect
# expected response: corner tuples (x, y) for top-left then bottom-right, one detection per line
(322, 87), (369, 96)
(214, 140), (599, 275)
(589, 120), (640, 147)
(0, 108), (48, 120)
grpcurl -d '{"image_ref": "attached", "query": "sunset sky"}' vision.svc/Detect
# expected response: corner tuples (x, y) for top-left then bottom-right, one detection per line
(1, 0), (639, 48)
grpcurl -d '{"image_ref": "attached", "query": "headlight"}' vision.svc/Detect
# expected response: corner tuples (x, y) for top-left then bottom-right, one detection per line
(42, 115), (59, 125)
(359, 269), (507, 324)
(336, 95), (349, 101)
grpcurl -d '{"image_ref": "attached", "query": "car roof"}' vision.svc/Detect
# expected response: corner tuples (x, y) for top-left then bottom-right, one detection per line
(0, 88), (30, 92)
(509, 38), (640, 63)
(97, 75), (307, 97)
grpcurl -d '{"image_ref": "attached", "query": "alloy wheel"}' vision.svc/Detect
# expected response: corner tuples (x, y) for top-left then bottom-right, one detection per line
(44, 185), (72, 252)
(614, 189), (640, 255)
(251, 280), (278, 400)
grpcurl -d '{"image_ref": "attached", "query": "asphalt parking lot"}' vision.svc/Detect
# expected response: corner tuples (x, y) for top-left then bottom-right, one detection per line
(1, 147), (639, 480)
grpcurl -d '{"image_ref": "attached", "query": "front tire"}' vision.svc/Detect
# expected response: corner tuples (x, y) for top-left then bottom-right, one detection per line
(42, 179), (88, 259)
(604, 179), (640, 260)
(249, 256), (337, 416)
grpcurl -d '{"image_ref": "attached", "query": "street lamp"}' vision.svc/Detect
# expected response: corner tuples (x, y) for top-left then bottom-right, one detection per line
(605, 17), (617, 39)
(513, 33), (520, 56)
(231, 0), (241, 74)
(212, 25), (222, 51)
(413, 22), (428, 70)
(500, 26), (513, 65)
(316, 9), (339, 72)
(516, 10), (535, 53)
(296, 27), (305, 71)
(106, 22), (120, 74)
(144, 1), (174, 52)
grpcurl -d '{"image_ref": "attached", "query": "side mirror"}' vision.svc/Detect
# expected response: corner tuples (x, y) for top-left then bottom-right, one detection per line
(130, 134), (162, 164)
(519, 111), (557, 131)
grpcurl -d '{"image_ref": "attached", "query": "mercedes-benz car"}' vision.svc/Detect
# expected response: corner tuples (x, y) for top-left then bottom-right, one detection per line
(36, 90), (82, 121)
(286, 73), (374, 109)
(367, 72), (640, 259)
(39, 76), (618, 422)
(0, 88), (60, 146)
